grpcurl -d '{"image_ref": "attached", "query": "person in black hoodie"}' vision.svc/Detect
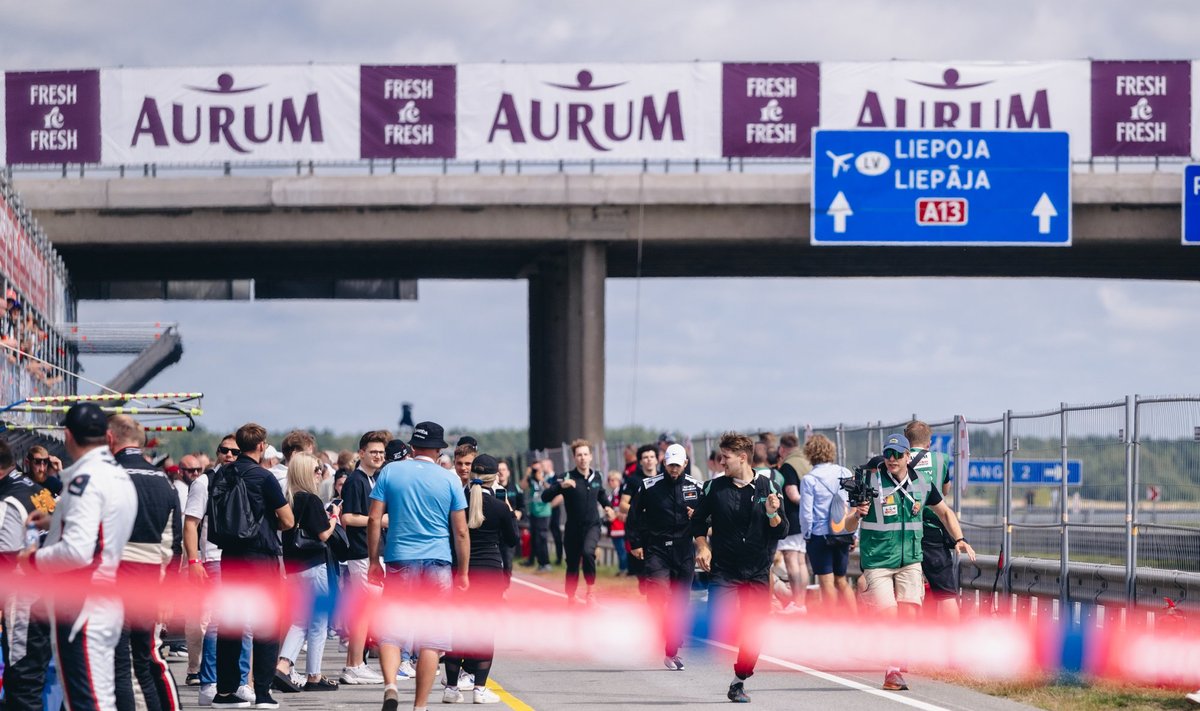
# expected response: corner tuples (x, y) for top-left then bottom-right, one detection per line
(691, 432), (788, 704)
(440, 454), (518, 705)
(540, 440), (613, 605)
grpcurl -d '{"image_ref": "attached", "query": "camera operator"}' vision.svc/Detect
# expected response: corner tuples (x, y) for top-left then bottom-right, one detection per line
(848, 433), (975, 692)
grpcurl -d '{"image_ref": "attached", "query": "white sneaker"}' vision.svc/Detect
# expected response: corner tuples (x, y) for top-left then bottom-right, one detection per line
(442, 685), (464, 703)
(199, 684), (217, 707)
(473, 687), (500, 704)
(340, 663), (385, 685)
(398, 659), (417, 680)
(458, 671), (475, 691)
(235, 685), (255, 703)
(1187, 689), (1200, 705)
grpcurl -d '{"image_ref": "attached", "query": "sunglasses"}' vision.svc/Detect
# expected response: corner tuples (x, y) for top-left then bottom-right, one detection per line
(217, 446), (240, 456)
(883, 450), (907, 460)
(181, 467), (203, 474)
(30, 457), (51, 466)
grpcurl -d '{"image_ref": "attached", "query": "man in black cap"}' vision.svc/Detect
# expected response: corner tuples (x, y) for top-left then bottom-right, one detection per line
(20, 403), (139, 711)
(0, 438), (55, 711)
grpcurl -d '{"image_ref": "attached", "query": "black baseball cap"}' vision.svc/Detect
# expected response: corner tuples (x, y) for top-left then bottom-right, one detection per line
(385, 439), (412, 462)
(470, 454), (499, 475)
(62, 403), (107, 440)
(456, 435), (478, 449)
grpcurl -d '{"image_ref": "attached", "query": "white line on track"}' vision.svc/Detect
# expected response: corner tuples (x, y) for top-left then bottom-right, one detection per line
(510, 573), (954, 711)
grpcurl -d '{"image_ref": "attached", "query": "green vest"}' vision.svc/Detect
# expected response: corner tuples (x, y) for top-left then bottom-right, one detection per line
(911, 448), (951, 532)
(526, 481), (552, 518)
(858, 467), (931, 570)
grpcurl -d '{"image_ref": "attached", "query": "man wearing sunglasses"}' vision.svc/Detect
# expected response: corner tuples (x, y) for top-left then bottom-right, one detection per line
(24, 446), (63, 497)
(848, 433), (975, 692)
(183, 436), (255, 704)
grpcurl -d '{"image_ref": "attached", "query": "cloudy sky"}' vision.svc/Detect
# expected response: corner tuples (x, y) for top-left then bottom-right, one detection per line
(5, 0), (1199, 436)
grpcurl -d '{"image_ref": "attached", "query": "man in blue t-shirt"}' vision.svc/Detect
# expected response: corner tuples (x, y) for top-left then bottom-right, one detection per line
(367, 421), (468, 711)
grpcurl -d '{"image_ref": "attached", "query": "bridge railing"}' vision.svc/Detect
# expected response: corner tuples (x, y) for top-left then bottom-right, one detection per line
(4, 155), (1195, 180)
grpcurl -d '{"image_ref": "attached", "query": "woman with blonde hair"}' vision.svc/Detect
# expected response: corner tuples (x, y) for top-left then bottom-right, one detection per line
(274, 452), (342, 692)
(799, 435), (858, 614)
(440, 454), (518, 705)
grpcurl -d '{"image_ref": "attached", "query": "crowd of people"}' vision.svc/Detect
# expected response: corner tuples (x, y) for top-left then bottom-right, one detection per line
(0, 288), (65, 392)
(0, 406), (998, 710)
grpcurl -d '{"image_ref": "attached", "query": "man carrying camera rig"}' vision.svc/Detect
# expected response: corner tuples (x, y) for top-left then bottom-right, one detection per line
(848, 433), (975, 692)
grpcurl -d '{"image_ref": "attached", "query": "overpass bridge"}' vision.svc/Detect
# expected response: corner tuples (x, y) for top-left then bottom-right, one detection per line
(13, 171), (1189, 448)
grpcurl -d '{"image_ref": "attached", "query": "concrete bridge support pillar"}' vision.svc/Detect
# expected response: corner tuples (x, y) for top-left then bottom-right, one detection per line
(528, 242), (606, 452)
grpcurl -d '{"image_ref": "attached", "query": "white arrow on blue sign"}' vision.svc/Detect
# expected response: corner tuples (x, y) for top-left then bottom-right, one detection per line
(812, 129), (1072, 246)
(965, 459), (1082, 486)
(1183, 165), (1200, 245)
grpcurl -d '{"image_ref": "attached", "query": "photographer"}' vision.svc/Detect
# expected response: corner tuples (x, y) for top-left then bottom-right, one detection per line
(798, 434), (857, 614)
(848, 433), (975, 692)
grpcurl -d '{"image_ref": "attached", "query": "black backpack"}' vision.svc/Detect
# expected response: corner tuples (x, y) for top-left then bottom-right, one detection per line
(207, 464), (262, 548)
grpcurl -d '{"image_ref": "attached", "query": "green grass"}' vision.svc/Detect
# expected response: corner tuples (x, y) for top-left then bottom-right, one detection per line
(936, 673), (1196, 710)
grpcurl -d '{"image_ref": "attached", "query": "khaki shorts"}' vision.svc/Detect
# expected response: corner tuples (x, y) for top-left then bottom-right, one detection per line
(863, 563), (924, 608)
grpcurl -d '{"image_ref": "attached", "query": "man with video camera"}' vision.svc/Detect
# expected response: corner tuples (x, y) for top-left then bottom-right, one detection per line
(848, 433), (975, 692)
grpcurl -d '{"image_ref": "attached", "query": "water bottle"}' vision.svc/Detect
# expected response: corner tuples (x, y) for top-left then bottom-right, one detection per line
(24, 521), (39, 548)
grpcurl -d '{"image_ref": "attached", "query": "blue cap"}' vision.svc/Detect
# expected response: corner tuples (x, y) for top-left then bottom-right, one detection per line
(882, 433), (910, 455)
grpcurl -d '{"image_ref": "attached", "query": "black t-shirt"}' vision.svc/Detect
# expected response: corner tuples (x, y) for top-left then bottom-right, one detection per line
(468, 492), (520, 570)
(778, 462), (803, 532)
(283, 491), (329, 573)
(341, 468), (376, 560)
(217, 456), (288, 558)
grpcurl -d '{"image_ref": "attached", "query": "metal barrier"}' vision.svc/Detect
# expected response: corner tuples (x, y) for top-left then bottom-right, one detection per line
(525, 394), (1200, 611)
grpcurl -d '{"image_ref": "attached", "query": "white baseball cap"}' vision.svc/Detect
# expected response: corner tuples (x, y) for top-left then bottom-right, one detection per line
(263, 445), (282, 461)
(664, 443), (688, 467)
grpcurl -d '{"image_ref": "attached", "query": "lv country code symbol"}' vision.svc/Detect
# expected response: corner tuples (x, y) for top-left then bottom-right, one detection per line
(811, 129), (1072, 246)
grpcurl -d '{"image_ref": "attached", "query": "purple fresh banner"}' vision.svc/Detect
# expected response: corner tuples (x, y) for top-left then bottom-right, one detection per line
(1091, 61), (1190, 157)
(360, 65), (456, 159)
(5, 70), (101, 164)
(721, 63), (819, 158)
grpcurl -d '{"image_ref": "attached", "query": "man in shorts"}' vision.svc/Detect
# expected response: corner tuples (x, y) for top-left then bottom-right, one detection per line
(848, 433), (975, 691)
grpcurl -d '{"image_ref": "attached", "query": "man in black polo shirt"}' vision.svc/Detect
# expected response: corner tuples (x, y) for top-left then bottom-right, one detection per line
(692, 432), (788, 704)
(338, 430), (391, 685)
(208, 423), (294, 709)
(540, 439), (613, 605)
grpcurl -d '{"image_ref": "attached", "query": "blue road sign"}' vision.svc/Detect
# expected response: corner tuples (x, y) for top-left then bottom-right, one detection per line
(928, 433), (953, 455)
(812, 130), (1071, 246)
(1184, 165), (1200, 245)
(965, 459), (1082, 486)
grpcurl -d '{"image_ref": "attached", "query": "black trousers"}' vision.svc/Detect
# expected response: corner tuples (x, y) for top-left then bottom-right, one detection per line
(550, 507), (564, 563)
(1, 593), (52, 711)
(527, 516), (551, 566)
(563, 525), (600, 596)
(644, 543), (695, 657)
(707, 572), (771, 680)
(217, 555), (279, 696)
(114, 624), (180, 711)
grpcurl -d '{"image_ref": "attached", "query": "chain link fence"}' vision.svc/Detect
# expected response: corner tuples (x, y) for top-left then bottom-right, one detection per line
(523, 394), (1200, 608)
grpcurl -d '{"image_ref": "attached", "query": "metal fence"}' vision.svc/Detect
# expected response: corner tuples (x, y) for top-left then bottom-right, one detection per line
(529, 393), (1200, 610)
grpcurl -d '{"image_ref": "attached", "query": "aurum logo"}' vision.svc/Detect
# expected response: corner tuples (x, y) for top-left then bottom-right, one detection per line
(855, 68), (1052, 130)
(130, 72), (324, 153)
(487, 70), (685, 151)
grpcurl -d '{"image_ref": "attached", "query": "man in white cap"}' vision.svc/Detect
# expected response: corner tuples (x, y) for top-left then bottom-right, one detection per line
(627, 443), (704, 671)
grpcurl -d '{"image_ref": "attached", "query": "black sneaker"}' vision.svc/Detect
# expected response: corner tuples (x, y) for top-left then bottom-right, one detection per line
(382, 686), (400, 711)
(727, 681), (750, 703)
(272, 669), (302, 693)
(210, 694), (250, 709)
(185, 672), (201, 686)
(253, 691), (279, 709)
